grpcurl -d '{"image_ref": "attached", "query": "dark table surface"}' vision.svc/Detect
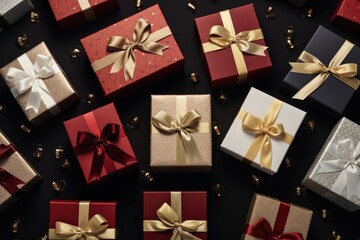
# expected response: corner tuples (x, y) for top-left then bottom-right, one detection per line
(0, 0), (360, 239)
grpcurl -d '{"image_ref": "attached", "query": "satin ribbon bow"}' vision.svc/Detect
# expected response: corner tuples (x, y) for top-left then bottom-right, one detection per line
(289, 41), (360, 100)
(150, 203), (204, 240)
(152, 110), (202, 161)
(55, 214), (108, 240)
(209, 26), (268, 56)
(5, 54), (58, 114)
(95, 18), (169, 80)
(318, 139), (360, 199)
(0, 144), (24, 195)
(75, 123), (133, 182)
(248, 217), (304, 240)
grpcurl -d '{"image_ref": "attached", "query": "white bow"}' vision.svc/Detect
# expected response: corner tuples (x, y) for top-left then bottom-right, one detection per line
(5, 54), (58, 114)
(318, 139), (360, 199)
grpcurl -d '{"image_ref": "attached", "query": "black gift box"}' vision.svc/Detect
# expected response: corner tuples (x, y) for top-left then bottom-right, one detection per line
(282, 26), (359, 115)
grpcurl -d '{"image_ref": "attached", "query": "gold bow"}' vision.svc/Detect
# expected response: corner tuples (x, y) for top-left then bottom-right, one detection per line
(289, 40), (359, 100)
(55, 214), (108, 240)
(152, 110), (202, 160)
(91, 18), (171, 80)
(239, 100), (294, 169)
(144, 203), (205, 240)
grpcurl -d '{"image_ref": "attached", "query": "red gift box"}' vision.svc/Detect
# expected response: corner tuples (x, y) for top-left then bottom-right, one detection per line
(49, 200), (117, 239)
(331, 0), (360, 32)
(195, 4), (272, 89)
(143, 191), (207, 240)
(80, 4), (184, 99)
(48, 0), (119, 31)
(63, 103), (138, 185)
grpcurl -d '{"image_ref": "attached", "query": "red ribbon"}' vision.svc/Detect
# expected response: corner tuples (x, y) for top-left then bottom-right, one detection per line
(75, 123), (135, 182)
(244, 202), (304, 240)
(0, 144), (24, 195)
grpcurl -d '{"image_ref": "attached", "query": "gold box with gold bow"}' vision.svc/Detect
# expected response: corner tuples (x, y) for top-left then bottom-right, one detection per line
(151, 95), (212, 171)
(221, 88), (306, 175)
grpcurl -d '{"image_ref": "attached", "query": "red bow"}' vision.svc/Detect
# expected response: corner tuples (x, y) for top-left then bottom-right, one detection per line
(0, 144), (24, 195)
(245, 217), (304, 240)
(75, 123), (134, 182)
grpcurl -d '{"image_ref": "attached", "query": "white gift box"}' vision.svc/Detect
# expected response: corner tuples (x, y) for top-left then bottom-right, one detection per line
(221, 87), (306, 175)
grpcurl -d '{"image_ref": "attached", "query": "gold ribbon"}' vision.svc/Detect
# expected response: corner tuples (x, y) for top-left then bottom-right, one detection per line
(78, 0), (96, 21)
(202, 10), (268, 83)
(91, 18), (172, 81)
(289, 40), (359, 100)
(143, 192), (207, 240)
(238, 100), (294, 169)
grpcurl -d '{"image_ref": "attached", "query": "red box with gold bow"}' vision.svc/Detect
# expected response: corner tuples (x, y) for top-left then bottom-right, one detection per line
(195, 4), (272, 89)
(331, 0), (360, 32)
(80, 4), (184, 99)
(63, 103), (138, 185)
(49, 200), (117, 239)
(48, 0), (119, 31)
(0, 130), (41, 213)
(241, 194), (313, 240)
(143, 191), (207, 240)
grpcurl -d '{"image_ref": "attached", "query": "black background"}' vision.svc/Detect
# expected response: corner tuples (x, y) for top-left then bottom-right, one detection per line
(0, 0), (360, 239)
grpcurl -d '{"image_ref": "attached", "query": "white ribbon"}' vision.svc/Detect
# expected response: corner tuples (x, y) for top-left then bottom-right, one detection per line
(318, 139), (360, 199)
(5, 54), (60, 114)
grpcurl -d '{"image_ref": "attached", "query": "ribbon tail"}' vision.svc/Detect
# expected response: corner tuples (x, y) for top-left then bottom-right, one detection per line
(123, 50), (136, 81)
(292, 73), (328, 100)
(177, 227), (202, 240)
(260, 135), (272, 169)
(89, 146), (106, 182)
(139, 42), (169, 56)
(105, 143), (135, 166)
(346, 169), (360, 198)
(240, 41), (268, 56)
(0, 168), (24, 195)
(180, 133), (202, 161)
(331, 169), (347, 195)
(244, 135), (266, 163)
(110, 51), (127, 74)
(25, 87), (42, 114)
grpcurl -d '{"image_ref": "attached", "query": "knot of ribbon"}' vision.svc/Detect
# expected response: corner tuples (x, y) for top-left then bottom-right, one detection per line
(91, 18), (170, 80)
(152, 110), (202, 161)
(0, 144), (24, 195)
(5, 54), (58, 114)
(55, 214), (108, 240)
(247, 217), (304, 240)
(318, 139), (360, 199)
(289, 40), (359, 100)
(75, 123), (133, 182)
(209, 26), (268, 56)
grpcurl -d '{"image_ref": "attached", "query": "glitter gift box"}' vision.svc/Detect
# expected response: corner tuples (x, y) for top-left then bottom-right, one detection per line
(0, 130), (41, 213)
(0, 42), (79, 126)
(0, 0), (33, 31)
(303, 117), (360, 212)
(48, 0), (119, 31)
(195, 4), (272, 89)
(221, 88), (306, 175)
(241, 194), (312, 239)
(81, 4), (184, 99)
(63, 103), (138, 185)
(150, 95), (212, 171)
(331, 0), (360, 32)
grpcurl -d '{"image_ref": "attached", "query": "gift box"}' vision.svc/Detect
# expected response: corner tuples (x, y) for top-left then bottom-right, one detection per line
(241, 194), (312, 239)
(194, 4), (272, 89)
(143, 191), (207, 240)
(282, 26), (360, 115)
(303, 117), (360, 212)
(0, 42), (79, 126)
(0, 0), (33, 32)
(221, 88), (306, 175)
(331, 0), (360, 32)
(49, 200), (117, 239)
(81, 4), (184, 99)
(0, 130), (41, 213)
(48, 0), (119, 31)
(150, 95), (212, 171)
(288, 0), (307, 7)
(63, 103), (138, 185)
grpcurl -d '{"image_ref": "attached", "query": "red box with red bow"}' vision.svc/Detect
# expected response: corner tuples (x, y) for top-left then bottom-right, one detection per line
(63, 103), (138, 185)
(331, 0), (360, 32)
(80, 4), (184, 99)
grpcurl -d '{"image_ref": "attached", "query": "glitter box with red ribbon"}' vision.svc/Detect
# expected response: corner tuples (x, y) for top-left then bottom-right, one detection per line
(49, 200), (117, 239)
(331, 0), (360, 32)
(80, 4), (184, 99)
(0, 130), (41, 213)
(63, 102), (138, 185)
(48, 0), (119, 31)
(242, 194), (313, 240)
(143, 191), (207, 240)
(194, 4), (272, 89)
